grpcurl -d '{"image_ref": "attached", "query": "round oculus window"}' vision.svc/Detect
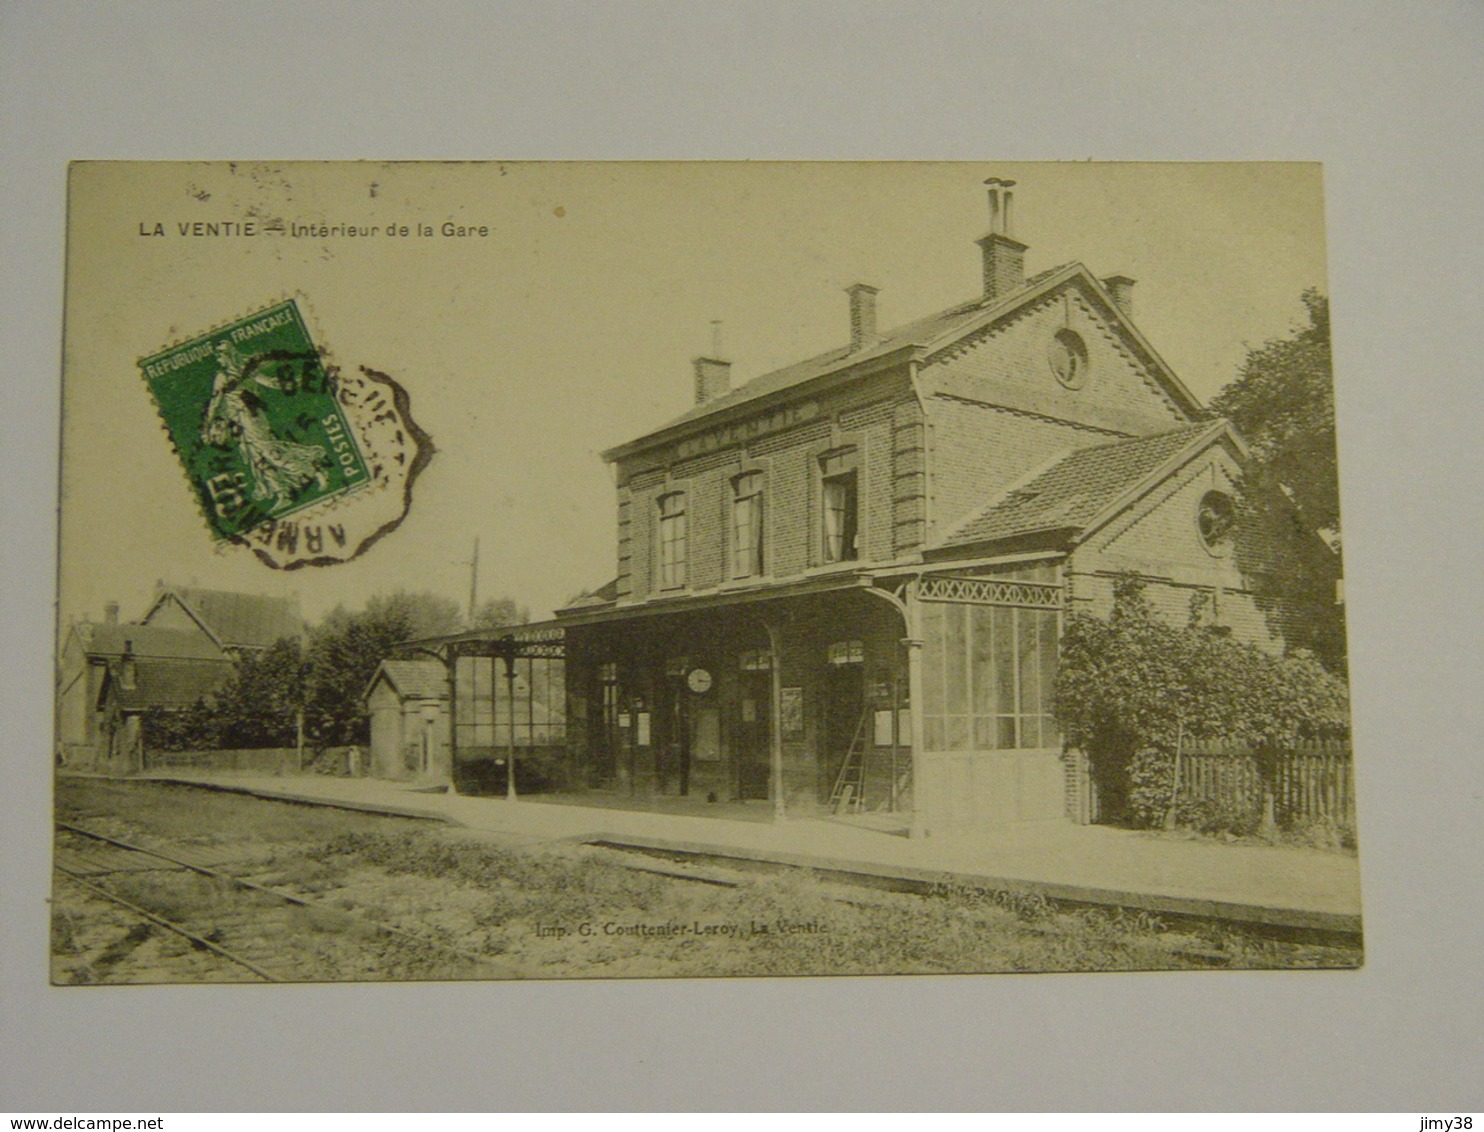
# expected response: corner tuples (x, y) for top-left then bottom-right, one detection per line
(1049, 328), (1089, 389)
(1197, 490), (1236, 553)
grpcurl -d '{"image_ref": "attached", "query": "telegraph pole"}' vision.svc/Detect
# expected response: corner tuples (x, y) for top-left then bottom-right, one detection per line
(468, 537), (479, 624)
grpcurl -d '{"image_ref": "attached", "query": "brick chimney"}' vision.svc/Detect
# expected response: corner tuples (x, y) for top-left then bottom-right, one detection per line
(846, 283), (879, 353)
(692, 321), (731, 405)
(693, 356), (731, 405)
(120, 639), (137, 690)
(103, 600), (119, 625)
(976, 177), (1027, 301)
(1102, 275), (1135, 319)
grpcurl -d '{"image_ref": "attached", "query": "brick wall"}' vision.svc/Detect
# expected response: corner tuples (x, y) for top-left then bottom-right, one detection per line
(927, 398), (1114, 541)
(612, 369), (919, 596)
(1068, 446), (1288, 652)
(615, 489), (632, 599)
(921, 281), (1189, 437)
(891, 399), (927, 554)
(918, 280), (1198, 546)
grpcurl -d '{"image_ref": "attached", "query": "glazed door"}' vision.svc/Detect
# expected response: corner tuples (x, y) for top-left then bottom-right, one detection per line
(736, 672), (772, 800)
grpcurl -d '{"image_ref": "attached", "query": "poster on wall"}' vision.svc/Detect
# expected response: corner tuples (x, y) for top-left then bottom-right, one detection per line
(778, 687), (805, 738)
(53, 161), (1358, 984)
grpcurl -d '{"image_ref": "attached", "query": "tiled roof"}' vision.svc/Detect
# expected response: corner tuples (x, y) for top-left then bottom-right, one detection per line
(373, 659), (448, 700)
(108, 657), (232, 711)
(561, 578), (619, 611)
(611, 264), (1075, 453)
(161, 586), (303, 649)
(77, 622), (226, 661)
(938, 420), (1220, 549)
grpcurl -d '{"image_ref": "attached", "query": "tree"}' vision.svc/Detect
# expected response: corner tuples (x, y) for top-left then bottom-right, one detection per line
(295, 589), (533, 749)
(1209, 290), (1347, 670)
(304, 602), (416, 746)
(1209, 289), (1338, 540)
(141, 698), (221, 752)
(364, 590), (464, 640)
(214, 637), (306, 748)
(141, 638), (307, 752)
(471, 596), (529, 630)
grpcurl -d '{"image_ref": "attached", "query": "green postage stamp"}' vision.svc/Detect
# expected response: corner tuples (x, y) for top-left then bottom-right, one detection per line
(139, 298), (429, 568)
(140, 300), (369, 539)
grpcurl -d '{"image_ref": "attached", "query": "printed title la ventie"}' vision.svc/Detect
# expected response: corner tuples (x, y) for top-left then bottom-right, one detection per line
(137, 219), (490, 238)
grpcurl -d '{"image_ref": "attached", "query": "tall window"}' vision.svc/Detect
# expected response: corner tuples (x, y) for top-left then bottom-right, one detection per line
(820, 448), (859, 563)
(731, 471), (765, 578)
(919, 602), (1059, 751)
(657, 491), (687, 589)
(454, 655), (568, 751)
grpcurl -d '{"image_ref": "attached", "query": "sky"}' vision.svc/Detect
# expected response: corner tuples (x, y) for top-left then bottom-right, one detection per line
(59, 161), (1328, 631)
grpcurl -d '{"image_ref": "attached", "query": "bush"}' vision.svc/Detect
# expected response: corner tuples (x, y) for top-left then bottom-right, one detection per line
(1272, 815), (1357, 852)
(1056, 575), (1349, 828)
(1125, 748), (1262, 834)
(140, 699), (221, 751)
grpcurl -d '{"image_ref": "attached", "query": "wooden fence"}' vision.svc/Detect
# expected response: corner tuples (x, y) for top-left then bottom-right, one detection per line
(1179, 740), (1354, 827)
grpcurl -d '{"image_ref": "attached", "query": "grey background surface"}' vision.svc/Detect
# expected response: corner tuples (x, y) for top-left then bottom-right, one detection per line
(3, 0), (1481, 1112)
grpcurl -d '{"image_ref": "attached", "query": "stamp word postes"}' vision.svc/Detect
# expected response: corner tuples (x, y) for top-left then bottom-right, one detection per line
(140, 298), (430, 568)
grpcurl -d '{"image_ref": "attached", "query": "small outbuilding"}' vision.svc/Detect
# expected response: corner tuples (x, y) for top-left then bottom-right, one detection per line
(93, 648), (232, 773)
(363, 659), (451, 781)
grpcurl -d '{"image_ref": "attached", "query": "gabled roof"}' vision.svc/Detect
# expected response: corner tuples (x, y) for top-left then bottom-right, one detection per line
(74, 621), (227, 662)
(100, 657), (231, 712)
(935, 419), (1234, 551)
(146, 585), (302, 650)
(365, 658), (448, 703)
(603, 262), (1202, 461)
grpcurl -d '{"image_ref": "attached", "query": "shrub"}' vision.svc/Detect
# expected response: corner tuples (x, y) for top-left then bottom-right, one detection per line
(1056, 575), (1349, 829)
(140, 699), (221, 751)
(1126, 748), (1263, 834)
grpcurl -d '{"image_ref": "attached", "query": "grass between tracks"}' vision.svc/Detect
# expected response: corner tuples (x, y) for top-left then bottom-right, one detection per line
(53, 778), (1361, 981)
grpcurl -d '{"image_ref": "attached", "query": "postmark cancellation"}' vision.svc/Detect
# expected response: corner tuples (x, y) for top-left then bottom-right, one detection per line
(138, 297), (430, 569)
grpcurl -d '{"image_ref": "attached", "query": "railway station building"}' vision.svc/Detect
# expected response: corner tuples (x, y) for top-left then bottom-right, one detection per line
(430, 182), (1315, 834)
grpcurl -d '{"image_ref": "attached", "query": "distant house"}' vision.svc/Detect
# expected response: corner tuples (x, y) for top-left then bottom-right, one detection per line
(56, 584), (303, 769)
(92, 646), (235, 773)
(363, 659), (451, 781)
(140, 583), (302, 659)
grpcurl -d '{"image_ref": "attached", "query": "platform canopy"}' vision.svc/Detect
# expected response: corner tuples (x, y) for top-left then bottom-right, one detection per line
(398, 619), (566, 661)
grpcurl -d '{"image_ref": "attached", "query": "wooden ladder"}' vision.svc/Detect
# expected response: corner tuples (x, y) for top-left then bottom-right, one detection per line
(828, 707), (873, 815)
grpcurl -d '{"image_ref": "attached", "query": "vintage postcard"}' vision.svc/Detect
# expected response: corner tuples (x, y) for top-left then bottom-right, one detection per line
(53, 161), (1360, 983)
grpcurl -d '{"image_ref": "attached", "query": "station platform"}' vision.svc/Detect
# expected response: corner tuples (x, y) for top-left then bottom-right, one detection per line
(126, 770), (1364, 935)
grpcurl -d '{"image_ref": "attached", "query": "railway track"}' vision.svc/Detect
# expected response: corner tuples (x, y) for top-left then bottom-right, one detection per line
(579, 842), (1361, 964)
(53, 780), (1360, 980)
(53, 821), (502, 984)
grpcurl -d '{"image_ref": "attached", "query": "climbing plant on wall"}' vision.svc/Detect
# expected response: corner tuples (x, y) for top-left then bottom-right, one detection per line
(1053, 575), (1349, 828)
